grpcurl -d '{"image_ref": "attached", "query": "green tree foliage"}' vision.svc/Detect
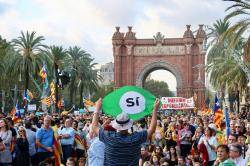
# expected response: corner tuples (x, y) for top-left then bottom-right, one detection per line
(91, 82), (115, 102)
(144, 79), (174, 97)
(0, 31), (100, 112)
(11, 31), (47, 91)
(223, 0), (250, 54)
(206, 19), (248, 93)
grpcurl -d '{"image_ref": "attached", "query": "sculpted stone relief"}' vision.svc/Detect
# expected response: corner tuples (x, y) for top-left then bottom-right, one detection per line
(133, 45), (185, 56)
(185, 44), (192, 54)
(126, 45), (133, 55)
(114, 45), (121, 55)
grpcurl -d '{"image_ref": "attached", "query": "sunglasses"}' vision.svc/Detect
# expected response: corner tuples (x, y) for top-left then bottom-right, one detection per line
(19, 130), (25, 132)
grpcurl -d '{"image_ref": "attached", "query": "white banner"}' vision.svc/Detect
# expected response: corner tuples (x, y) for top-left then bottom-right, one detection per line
(161, 97), (194, 110)
(28, 104), (36, 111)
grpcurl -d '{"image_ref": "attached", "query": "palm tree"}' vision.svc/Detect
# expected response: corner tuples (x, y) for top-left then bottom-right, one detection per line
(206, 19), (248, 109)
(65, 46), (92, 106)
(78, 61), (101, 107)
(45, 45), (67, 112)
(206, 19), (230, 100)
(223, 0), (250, 53)
(11, 31), (47, 91)
(206, 19), (230, 64)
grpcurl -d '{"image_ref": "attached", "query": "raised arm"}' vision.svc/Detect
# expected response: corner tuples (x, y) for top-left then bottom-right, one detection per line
(91, 98), (102, 136)
(147, 98), (160, 140)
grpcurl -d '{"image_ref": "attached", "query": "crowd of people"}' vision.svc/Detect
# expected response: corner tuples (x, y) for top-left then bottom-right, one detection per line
(0, 98), (249, 166)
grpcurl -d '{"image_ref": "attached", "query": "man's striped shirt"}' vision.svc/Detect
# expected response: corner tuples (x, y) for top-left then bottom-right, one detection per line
(99, 128), (147, 166)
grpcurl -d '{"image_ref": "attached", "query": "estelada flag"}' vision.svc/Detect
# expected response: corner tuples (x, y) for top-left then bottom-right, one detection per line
(102, 86), (156, 120)
(213, 95), (223, 128)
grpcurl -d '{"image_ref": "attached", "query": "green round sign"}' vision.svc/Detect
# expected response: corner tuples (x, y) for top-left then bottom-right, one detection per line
(102, 86), (156, 120)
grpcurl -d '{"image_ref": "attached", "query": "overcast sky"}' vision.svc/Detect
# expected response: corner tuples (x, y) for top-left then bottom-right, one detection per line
(0, 0), (235, 91)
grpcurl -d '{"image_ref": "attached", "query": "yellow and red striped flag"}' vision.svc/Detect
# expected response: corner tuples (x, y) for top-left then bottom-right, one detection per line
(74, 133), (86, 149)
(41, 97), (52, 106)
(53, 135), (61, 166)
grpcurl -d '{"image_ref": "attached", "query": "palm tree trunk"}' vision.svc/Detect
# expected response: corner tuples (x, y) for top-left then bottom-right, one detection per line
(79, 84), (83, 107)
(69, 82), (74, 106)
(24, 65), (29, 112)
(54, 62), (59, 113)
(25, 65), (29, 91)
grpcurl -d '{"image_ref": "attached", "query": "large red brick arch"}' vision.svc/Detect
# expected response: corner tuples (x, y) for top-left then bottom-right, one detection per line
(112, 25), (206, 108)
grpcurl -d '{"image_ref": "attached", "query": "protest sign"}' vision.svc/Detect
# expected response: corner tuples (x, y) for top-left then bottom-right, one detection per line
(102, 86), (155, 120)
(161, 97), (194, 109)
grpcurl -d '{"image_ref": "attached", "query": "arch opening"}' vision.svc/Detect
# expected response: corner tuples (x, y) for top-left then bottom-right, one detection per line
(143, 69), (177, 97)
(136, 61), (183, 91)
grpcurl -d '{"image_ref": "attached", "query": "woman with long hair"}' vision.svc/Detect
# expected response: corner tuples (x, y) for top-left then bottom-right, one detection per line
(0, 118), (12, 165)
(167, 146), (178, 166)
(14, 126), (30, 166)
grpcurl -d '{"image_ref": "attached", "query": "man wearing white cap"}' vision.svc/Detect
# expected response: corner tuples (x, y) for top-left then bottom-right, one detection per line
(91, 98), (160, 166)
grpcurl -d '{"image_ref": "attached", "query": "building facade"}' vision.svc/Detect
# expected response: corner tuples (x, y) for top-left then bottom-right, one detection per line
(99, 62), (114, 85)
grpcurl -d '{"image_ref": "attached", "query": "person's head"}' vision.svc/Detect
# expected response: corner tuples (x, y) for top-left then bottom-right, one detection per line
(111, 112), (133, 132)
(141, 146), (148, 156)
(157, 120), (161, 127)
(196, 126), (204, 135)
(18, 126), (26, 137)
(170, 146), (176, 154)
(178, 156), (185, 166)
(204, 127), (213, 137)
(217, 145), (230, 162)
(229, 144), (242, 159)
(154, 146), (162, 155)
(183, 123), (189, 130)
(193, 162), (201, 166)
(208, 124), (217, 136)
(65, 118), (72, 128)
(72, 120), (78, 130)
(66, 157), (75, 166)
(228, 134), (237, 144)
(78, 157), (85, 166)
(235, 123), (242, 133)
(230, 120), (236, 130)
(54, 118), (60, 127)
(43, 115), (51, 128)
(78, 122), (84, 131)
(24, 120), (32, 129)
(0, 118), (10, 131)
(151, 154), (159, 164)
(167, 132), (173, 139)
(196, 117), (203, 126)
(6, 117), (14, 127)
(190, 117), (195, 124)
(237, 135), (246, 146)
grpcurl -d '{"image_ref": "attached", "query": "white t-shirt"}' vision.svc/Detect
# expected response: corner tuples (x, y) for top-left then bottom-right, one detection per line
(198, 135), (218, 161)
